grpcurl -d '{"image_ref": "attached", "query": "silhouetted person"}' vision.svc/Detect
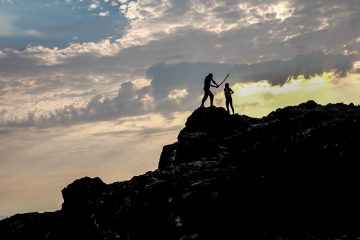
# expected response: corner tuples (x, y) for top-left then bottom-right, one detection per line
(224, 83), (234, 114)
(201, 73), (219, 108)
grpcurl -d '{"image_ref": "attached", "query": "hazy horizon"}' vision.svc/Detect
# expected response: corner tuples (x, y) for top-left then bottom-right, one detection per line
(1, 0), (360, 217)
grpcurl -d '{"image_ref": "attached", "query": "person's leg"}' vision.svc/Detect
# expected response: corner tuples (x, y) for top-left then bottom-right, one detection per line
(201, 89), (209, 107)
(229, 97), (234, 114)
(226, 98), (230, 113)
(209, 91), (214, 106)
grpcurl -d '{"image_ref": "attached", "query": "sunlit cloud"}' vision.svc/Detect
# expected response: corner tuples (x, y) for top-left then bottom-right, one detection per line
(99, 11), (109, 17)
(1, 0), (358, 67)
(271, 1), (294, 21)
(238, 0), (294, 24)
(116, 0), (295, 50)
(89, 2), (99, 9)
(131, 77), (152, 89)
(21, 39), (122, 65)
(168, 89), (189, 102)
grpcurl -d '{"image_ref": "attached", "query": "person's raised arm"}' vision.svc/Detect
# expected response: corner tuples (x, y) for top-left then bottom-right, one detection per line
(211, 78), (220, 88)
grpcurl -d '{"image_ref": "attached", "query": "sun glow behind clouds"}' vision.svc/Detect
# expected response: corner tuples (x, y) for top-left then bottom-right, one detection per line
(238, 0), (294, 25)
(215, 72), (360, 117)
(272, 1), (294, 21)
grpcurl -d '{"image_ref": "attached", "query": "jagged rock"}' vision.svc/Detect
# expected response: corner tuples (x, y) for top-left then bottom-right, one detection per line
(1, 101), (360, 240)
(62, 176), (107, 215)
(158, 142), (178, 169)
(0, 211), (65, 240)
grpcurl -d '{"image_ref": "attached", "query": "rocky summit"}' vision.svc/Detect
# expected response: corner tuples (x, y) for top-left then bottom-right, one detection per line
(1, 100), (360, 240)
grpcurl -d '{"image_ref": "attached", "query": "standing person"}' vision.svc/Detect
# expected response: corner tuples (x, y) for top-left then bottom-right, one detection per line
(224, 83), (235, 114)
(201, 73), (219, 108)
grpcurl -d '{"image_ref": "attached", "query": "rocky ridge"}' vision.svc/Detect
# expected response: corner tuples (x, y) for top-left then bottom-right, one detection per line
(1, 100), (360, 240)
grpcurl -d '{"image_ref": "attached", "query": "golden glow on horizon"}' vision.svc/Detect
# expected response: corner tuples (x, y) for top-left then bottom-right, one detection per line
(214, 72), (360, 117)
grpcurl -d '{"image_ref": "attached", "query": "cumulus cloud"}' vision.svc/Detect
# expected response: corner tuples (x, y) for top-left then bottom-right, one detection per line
(0, 81), (148, 128)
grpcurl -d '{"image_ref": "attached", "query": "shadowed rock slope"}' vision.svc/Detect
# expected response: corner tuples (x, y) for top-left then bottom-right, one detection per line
(1, 100), (360, 240)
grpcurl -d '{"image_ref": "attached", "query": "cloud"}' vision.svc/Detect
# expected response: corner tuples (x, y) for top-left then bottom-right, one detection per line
(1, 52), (358, 129)
(0, 0), (359, 130)
(118, 0), (296, 49)
(89, 3), (99, 9)
(168, 89), (189, 102)
(24, 39), (122, 65)
(0, 81), (149, 128)
(147, 52), (357, 97)
(99, 11), (110, 17)
(1, 0), (359, 69)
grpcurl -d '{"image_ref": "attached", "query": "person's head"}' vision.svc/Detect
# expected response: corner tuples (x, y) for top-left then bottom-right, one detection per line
(225, 83), (229, 88)
(208, 73), (213, 77)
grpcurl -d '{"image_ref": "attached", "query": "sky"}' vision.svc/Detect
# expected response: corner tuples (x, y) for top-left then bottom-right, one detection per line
(0, 0), (360, 217)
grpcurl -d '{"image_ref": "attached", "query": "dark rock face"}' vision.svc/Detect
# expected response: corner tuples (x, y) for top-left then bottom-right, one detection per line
(1, 101), (360, 240)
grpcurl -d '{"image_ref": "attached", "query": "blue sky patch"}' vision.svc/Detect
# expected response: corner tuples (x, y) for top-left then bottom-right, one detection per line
(0, 0), (128, 49)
